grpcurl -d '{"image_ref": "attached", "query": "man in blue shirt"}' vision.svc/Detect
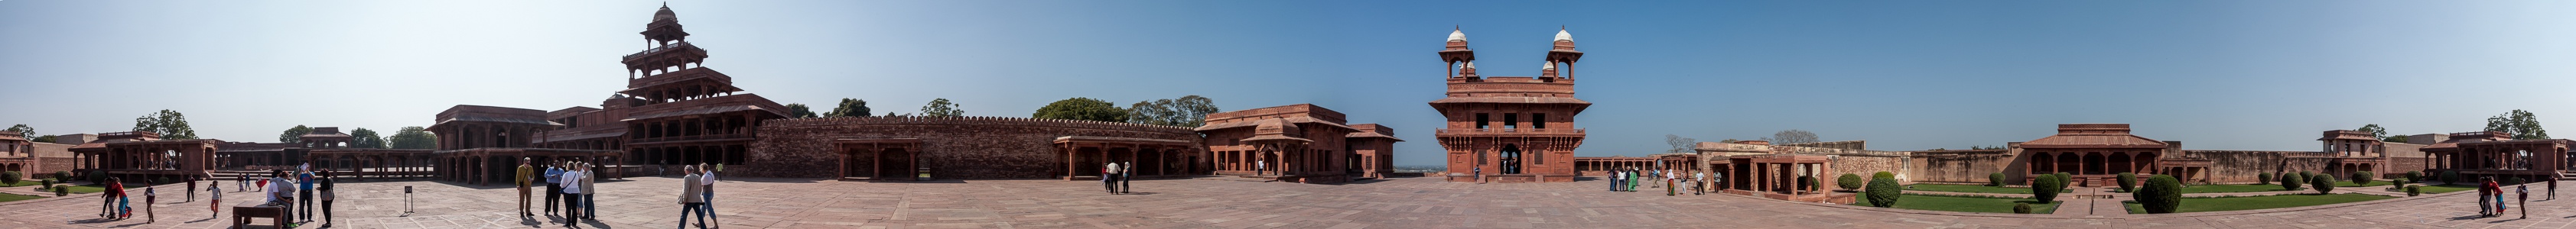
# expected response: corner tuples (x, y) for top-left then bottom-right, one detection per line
(544, 163), (564, 216)
(297, 164), (316, 223)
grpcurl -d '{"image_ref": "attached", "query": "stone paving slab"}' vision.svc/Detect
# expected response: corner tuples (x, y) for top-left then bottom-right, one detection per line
(0, 176), (2561, 228)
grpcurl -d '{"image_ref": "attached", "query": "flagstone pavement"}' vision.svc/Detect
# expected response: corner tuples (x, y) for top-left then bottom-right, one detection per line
(0, 176), (2569, 228)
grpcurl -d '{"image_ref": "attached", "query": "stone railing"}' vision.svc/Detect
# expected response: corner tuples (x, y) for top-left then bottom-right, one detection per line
(623, 41), (704, 60)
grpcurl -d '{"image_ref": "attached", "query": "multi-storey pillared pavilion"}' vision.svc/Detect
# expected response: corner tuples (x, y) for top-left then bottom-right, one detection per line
(1432, 28), (1589, 183)
(616, 5), (789, 168)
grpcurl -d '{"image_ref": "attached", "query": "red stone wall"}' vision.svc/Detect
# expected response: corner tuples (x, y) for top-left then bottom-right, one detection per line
(747, 116), (1201, 179)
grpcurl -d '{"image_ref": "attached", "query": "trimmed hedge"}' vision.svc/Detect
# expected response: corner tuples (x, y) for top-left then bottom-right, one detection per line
(2012, 203), (2034, 214)
(1864, 176), (1902, 208)
(0, 171), (19, 186)
(2054, 173), (2072, 186)
(2257, 172), (2272, 185)
(1874, 171), (1896, 180)
(1989, 173), (2005, 186)
(1838, 173), (1865, 191)
(2441, 170), (2459, 185)
(2406, 185), (2422, 196)
(2298, 171), (2314, 182)
(2405, 171), (2423, 182)
(2031, 174), (2064, 203)
(52, 185), (67, 196)
(2278, 173), (2303, 191)
(2310, 174), (2337, 195)
(2135, 175), (2183, 214)
(2350, 171), (2374, 187)
(2116, 173), (2138, 192)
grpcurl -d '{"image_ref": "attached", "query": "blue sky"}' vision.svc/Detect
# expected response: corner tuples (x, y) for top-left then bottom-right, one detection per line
(5, 1), (2574, 167)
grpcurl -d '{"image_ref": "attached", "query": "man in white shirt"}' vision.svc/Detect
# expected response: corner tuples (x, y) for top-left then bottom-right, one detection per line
(1103, 162), (1122, 194)
(558, 166), (584, 225)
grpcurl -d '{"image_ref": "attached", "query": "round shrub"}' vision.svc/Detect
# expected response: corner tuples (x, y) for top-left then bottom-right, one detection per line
(53, 185), (67, 196)
(2350, 171), (2374, 187)
(2393, 178), (2408, 186)
(2135, 175), (2183, 214)
(37, 179), (52, 189)
(2298, 171), (2314, 181)
(1837, 173), (1865, 191)
(2405, 171), (2424, 182)
(2054, 173), (2073, 186)
(84, 170), (106, 184)
(2310, 174), (2337, 195)
(2257, 172), (2272, 185)
(2031, 176), (2064, 203)
(1864, 176), (1901, 208)
(2116, 173), (2138, 192)
(51, 171), (70, 181)
(1873, 171), (1896, 180)
(2278, 173), (2303, 191)
(2441, 170), (2459, 185)
(1989, 173), (2005, 186)
(0, 171), (19, 186)
(2012, 203), (2034, 214)
(2406, 185), (2422, 196)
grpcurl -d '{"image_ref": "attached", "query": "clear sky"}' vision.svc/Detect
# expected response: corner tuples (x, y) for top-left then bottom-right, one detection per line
(5, 1), (2574, 167)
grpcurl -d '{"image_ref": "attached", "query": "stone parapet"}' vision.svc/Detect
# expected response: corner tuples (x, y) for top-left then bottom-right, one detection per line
(747, 116), (1201, 179)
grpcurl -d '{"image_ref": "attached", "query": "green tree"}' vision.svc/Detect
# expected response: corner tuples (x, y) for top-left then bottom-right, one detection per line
(2384, 134), (2409, 143)
(1762, 130), (1819, 144)
(2136, 175), (2183, 214)
(2258, 172), (2272, 185)
(1033, 98), (1127, 122)
(2486, 110), (2550, 140)
(31, 135), (54, 143)
(2031, 175), (2063, 203)
(785, 103), (818, 118)
(2356, 124), (2387, 140)
(388, 126), (437, 150)
(350, 127), (387, 149)
(2278, 173), (2303, 191)
(3, 124), (32, 138)
(824, 98), (872, 118)
(130, 109), (198, 139)
(1988, 173), (2005, 186)
(920, 98), (966, 117)
(1123, 95), (1220, 127)
(2350, 171), (2373, 187)
(278, 125), (313, 143)
(1864, 176), (1901, 208)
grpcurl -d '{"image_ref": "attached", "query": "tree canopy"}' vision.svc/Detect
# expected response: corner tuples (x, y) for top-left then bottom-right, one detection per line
(824, 98), (872, 118)
(1124, 95), (1218, 127)
(1664, 134), (1696, 153)
(278, 125), (312, 143)
(1763, 129), (1818, 144)
(2486, 110), (2549, 140)
(3, 124), (31, 137)
(130, 109), (197, 139)
(785, 103), (818, 118)
(350, 127), (387, 149)
(389, 126), (437, 150)
(1033, 97), (1127, 122)
(920, 98), (965, 117)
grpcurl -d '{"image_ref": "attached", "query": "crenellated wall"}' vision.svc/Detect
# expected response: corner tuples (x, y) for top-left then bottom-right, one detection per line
(748, 116), (1202, 179)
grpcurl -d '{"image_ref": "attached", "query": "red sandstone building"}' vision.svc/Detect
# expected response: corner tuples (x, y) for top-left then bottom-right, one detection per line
(2017, 124), (2172, 186)
(1195, 104), (1400, 183)
(68, 131), (218, 181)
(1433, 28), (1589, 183)
(0, 131), (38, 177)
(2422, 131), (2571, 182)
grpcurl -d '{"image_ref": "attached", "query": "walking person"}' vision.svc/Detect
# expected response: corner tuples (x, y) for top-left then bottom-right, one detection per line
(518, 158), (535, 218)
(581, 163), (599, 221)
(2480, 177), (2499, 217)
(1695, 171), (1707, 195)
(1255, 160), (1266, 176)
(186, 175), (197, 202)
(2518, 184), (2529, 219)
(143, 185), (155, 223)
(320, 171), (337, 227)
(207, 179), (221, 218)
(99, 177), (116, 218)
(1627, 168), (1641, 192)
(2550, 174), (2560, 200)
(237, 173), (247, 192)
(561, 165), (584, 226)
(700, 163), (721, 228)
(1104, 162), (1121, 194)
(677, 166), (709, 229)
(1607, 170), (1620, 192)
(298, 166), (315, 224)
(110, 177), (128, 219)
(546, 162), (564, 216)
(1120, 162), (1135, 194)
(1473, 166), (1483, 184)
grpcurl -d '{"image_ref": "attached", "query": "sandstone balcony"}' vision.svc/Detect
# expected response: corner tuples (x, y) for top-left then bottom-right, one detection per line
(623, 41), (707, 61)
(1433, 128), (1586, 137)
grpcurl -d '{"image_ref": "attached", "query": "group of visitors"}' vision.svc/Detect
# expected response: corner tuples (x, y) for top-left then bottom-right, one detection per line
(92, 163), (334, 227)
(521, 159), (608, 227)
(1103, 162), (1136, 194)
(2476, 175), (2563, 219)
(676, 163), (722, 229)
(1609, 167), (1642, 192)
(1605, 167), (1718, 195)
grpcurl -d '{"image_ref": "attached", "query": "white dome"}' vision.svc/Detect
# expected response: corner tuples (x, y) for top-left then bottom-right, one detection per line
(1448, 29), (1467, 42)
(1554, 29), (1573, 41)
(1542, 61), (1555, 69)
(1462, 61), (1475, 69)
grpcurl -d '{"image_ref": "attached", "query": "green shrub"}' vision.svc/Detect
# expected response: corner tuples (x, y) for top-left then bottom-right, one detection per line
(1864, 176), (1902, 208)
(2298, 171), (2314, 181)
(2116, 173), (2138, 192)
(2350, 171), (2374, 186)
(2135, 175), (2183, 214)
(1873, 171), (1896, 180)
(2310, 174), (2336, 194)
(53, 185), (67, 196)
(1837, 173), (1865, 191)
(2441, 170), (2459, 185)
(2054, 173), (2072, 186)
(0, 171), (19, 186)
(37, 179), (51, 189)
(2257, 172), (2272, 185)
(1796, 176), (1817, 191)
(2012, 203), (2034, 214)
(84, 170), (106, 184)
(1989, 173), (2005, 186)
(2405, 171), (2423, 182)
(2031, 176), (2064, 203)
(2393, 178), (2407, 186)
(151, 177), (166, 185)
(2406, 185), (2422, 196)
(2278, 173), (2303, 191)
(51, 171), (70, 180)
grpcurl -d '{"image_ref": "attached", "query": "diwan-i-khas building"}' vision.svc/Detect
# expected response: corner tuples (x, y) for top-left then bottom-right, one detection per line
(1433, 27), (1590, 183)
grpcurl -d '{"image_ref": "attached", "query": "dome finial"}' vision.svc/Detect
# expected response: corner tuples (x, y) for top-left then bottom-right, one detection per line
(1447, 26), (1467, 42)
(1555, 27), (1573, 42)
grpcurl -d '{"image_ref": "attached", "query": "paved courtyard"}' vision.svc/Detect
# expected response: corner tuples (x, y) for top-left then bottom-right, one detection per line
(0, 176), (2569, 228)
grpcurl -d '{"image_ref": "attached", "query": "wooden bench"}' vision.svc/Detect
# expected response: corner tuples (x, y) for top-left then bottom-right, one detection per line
(232, 202), (287, 228)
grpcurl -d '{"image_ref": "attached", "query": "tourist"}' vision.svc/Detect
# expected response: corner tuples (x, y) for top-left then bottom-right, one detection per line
(1472, 166), (1482, 184)
(561, 164), (585, 226)
(298, 165), (316, 223)
(2479, 177), (2498, 217)
(701, 163), (722, 228)
(255, 173), (267, 194)
(1607, 169), (1621, 192)
(581, 163), (599, 221)
(143, 185), (155, 223)
(320, 171), (337, 227)
(1104, 162), (1122, 194)
(111, 177), (128, 219)
(1255, 160), (1266, 176)
(186, 175), (197, 202)
(1627, 168), (1641, 192)
(238, 173), (248, 192)
(269, 170), (298, 227)
(1695, 171), (1707, 195)
(678, 166), (709, 229)
(2517, 183), (2529, 219)
(546, 162), (565, 216)
(207, 179), (221, 218)
(2551, 174), (2561, 201)
(98, 177), (115, 218)
(518, 158), (535, 218)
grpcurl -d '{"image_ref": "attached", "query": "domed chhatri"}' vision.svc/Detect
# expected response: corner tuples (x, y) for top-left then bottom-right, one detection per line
(653, 5), (676, 21)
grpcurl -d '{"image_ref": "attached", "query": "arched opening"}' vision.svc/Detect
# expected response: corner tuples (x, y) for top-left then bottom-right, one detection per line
(1500, 144), (1523, 174)
(2108, 153), (2134, 175)
(880, 148), (912, 179)
(2082, 153), (2105, 175)
(2031, 153), (2054, 174)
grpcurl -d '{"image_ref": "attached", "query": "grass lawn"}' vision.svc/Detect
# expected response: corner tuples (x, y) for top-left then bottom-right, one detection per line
(2178, 184), (2297, 193)
(40, 184), (107, 194)
(1904, 184), (2069, 195)
(0, 193), (41, 203)
(2336, 179), (2392, 187)
(1852, 194), (2060, 214)
(0, 180), (46, 187)
(2411, 185), (2477, 194)
(2122, 193), (2396, 214)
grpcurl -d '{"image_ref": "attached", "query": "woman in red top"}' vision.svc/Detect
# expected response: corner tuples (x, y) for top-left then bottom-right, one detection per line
(2483, 178), (2505, 217)
(109, 178), (128, 219)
